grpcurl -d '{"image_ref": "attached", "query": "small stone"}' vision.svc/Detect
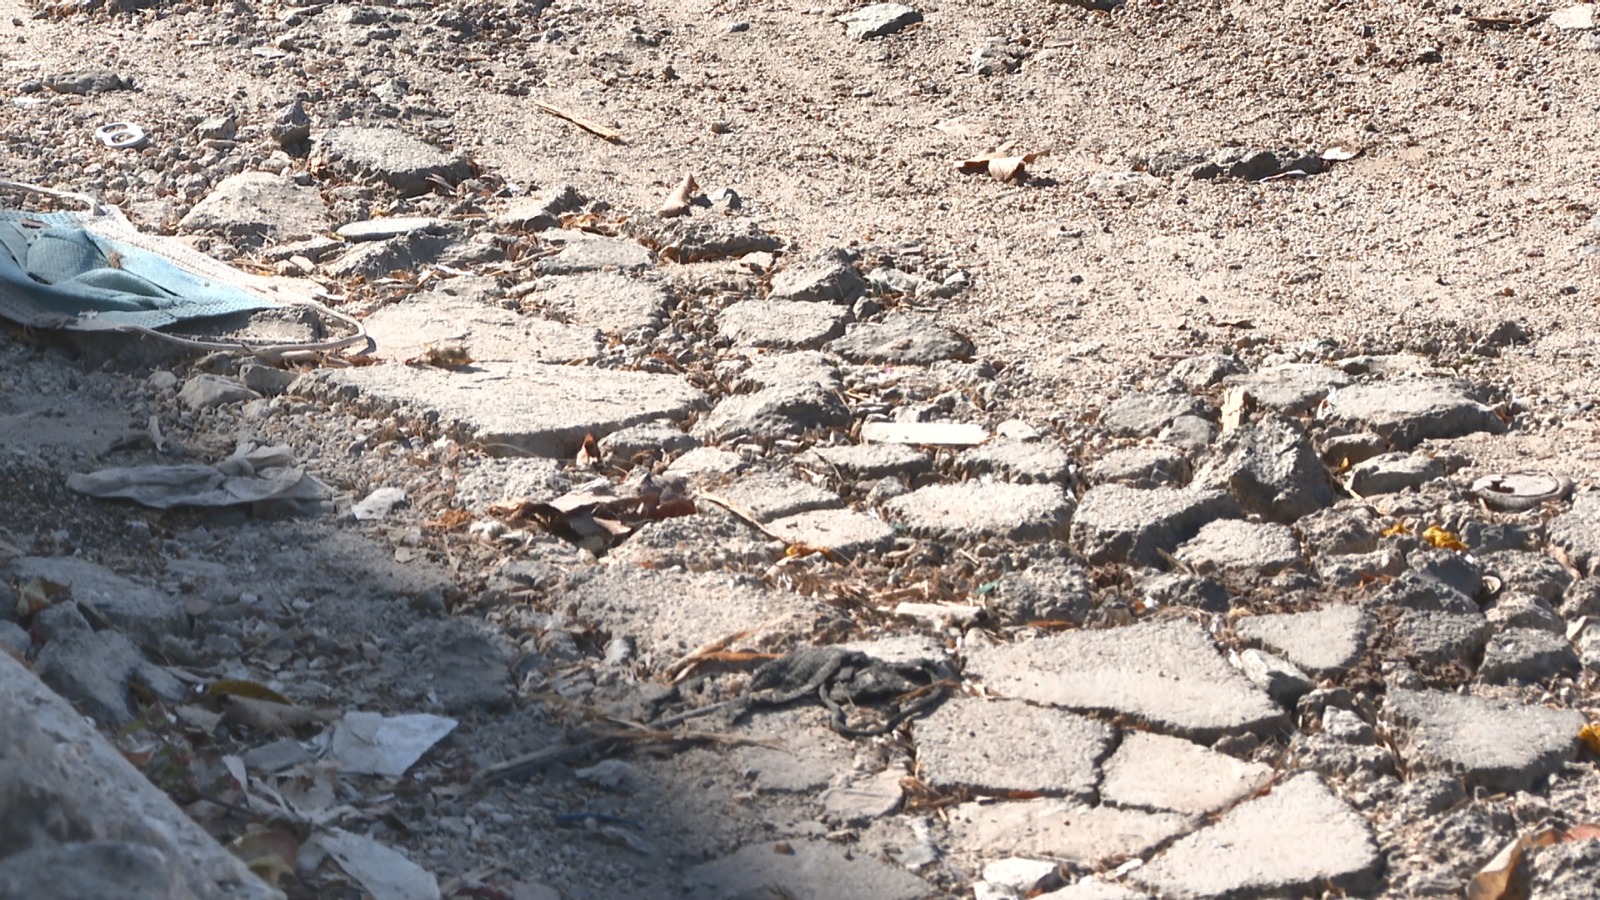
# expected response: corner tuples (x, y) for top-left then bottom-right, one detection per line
(1169, 353), (1246, 391)
(1173, 519), (1301, 576)
(597, 421), (700, 462)
(1099, 730), (1272, 815)
(179, 172), (331, 244)
(1323, 378), (1507, 450)
(242, 737), (312, 774)
(33, 630), (143, 725)
(237, 363), (298, 397)
(696, 382), (851, 442)
(768, 248), (867, 302)
(991, 560), (1094, 625)
(492, 184), (585, 232)
(797, 442), (930, 481)
(916, 697), (1112, 797)
(1235, 605), (1372, 676)
(1070, 485), (1239, 566)
(712, 472), (841, 523)
(1317, 549), (1407, 587)
(1101, 392), (1209, 438)
(1478, 628), (1579, 684)
(884, 482), (1073, 542)
(194, 113), (237, 141)
(829, 314), (973, 364)
(1295, 503), (1385, 556)
(1321, 707), (1376, 744)
(352, 486), (407, 521)
(727, 350), (842, 394)
(42, 70), (130, 94)
(1485, 593), (1564, 634)
(535, 230), (653, 275)
(1133, 773), (1380, 898)
(1387, 688), (1583, 792)
(1136, 571), (1233, 612)
(271, 98), (312, 146)
(335, 216), (447, 242)
(957, 440), (1073, 484)
(1237, 648), (1316, 707)
(837, 3), (923, 40)
(1085, 446), (1191, 489)
(1159, 415), (1218, 454)
(1347, 452), (1444, 497)
(964, 618), (1285, 739)
(532, 273), (669, 336)
(768, 508), (898, 560)
(1320, 432), (1388, 467)
(718, 299), (848, 349)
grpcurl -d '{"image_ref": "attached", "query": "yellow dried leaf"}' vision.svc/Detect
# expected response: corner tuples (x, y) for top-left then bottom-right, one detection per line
(207, 679), (293, 705)
(228, 827), (300, 886)
(1580, 723), (1600, 755)
(221, 696), (338, 735)
(16, 577), (68, 618)
(1381, 522), (1411, 537)
(1423, 525), (1468, 552)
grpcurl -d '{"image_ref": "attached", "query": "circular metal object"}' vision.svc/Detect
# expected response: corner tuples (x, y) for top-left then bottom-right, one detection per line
(1469, 472), (1573, 511)
(94, 122), (147, 150)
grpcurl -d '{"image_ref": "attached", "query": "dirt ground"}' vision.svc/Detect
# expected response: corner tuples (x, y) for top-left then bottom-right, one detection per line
(5, 0), (1600, 897)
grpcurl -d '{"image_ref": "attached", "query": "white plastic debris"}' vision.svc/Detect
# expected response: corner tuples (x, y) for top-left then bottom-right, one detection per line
(325, 711), (457, 777)
(310, 828), (440, 900)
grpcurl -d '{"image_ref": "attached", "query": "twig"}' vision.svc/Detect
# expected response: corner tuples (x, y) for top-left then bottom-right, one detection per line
(535, 101), (623, 143)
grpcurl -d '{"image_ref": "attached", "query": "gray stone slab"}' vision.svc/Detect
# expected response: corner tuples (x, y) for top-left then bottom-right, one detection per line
(313, 361), (703, 458)
(558, 568), (826, 665)
(1172, 519), (1301, 575)
(1101, 392), (1209, 438)
(798, 442), (931, 481)
(322, 232), (453, 280)
(1324, 378), (1506, 450)
(1193, 416), (1335, 523)
(726, 350), (843, 394)
(764, 508), (896, 559)
(491, 184), (584, 232)
(1235, 605), (1372, 676)
(829, 314), (973, 364)
(535, 230), (653, 275)
(1478, 628), (1579, 684)
(32, 629), (142, 725)
(687, 839), (928, 900)
(1085, 446), (1191, 489)
(179, 172), (329, 243)
(1223, 363), (1353, 415)
(10, 556), (184, 646)
(1482, 550), (1572, 604)
(991, 559), (1094, 625)
(362, 287), (601, 364)
(946, 799), (1194, 866)
(718, 299), (849, 349)
(316, 125), (473, 196)
(1170, 353), (1247, 391)
(1133, 773), (1380, 898)
(529, 273), (669, 336)
(884, 482), (1072, 541)
(597, 421), (700, 463)
(1550, 492), (1600, 576)
(1069, 485), (1239, 566)
(711, 471), (841, 522)
(1348, 452), (1444, 497)
(1101, 730), (1271, 816)
(1238, 648), (1315, 707)
(1039, 880), (1152, 900)
(1295, 503), (1384, 556)
(1387, 688), (1583, 792)
(957, 440), (1073, 484)
(0, 653), (281, 900)
(915, 697), (1112, 797)
(1485, 592), (1564, 634)
(965, 619), (1286, 739)
(696, 382), (851, 442)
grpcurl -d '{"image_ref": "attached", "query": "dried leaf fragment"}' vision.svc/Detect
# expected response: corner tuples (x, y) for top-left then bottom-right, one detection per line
(1466, 829), (1556, 900)
(657, 174), (699, 217)
(16, 576), (67, 618)
(1580, 722), (1600, 755)
(956, 146), (1050, 184)
(222, 696), (339, 735)
(1423, 525), (1468, 552)
(405, 343), (474, 369)
(229, 827), (301, 886)
(207, 678), (293, 706)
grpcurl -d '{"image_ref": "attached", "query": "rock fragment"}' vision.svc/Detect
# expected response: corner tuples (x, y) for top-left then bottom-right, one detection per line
(696, 382), (851, 442)
(1172, 519), (1301, 575)
(915, 698), (1112, 796)
(1193, 415), (1335, 522)
(837, 3), (923, 40)
(316, 126), (474, 196)
(1387, 688), (1582, 791)
(1099, 730), (1272, 815)
(1323, 378), (1507, 450)
(1477, 628), (1579, 684)
(1235, 605), (1371, 676)
(884, 482), (1072, 541)
(830, 314), (973, 364)
(1070, 485), (1238, 566)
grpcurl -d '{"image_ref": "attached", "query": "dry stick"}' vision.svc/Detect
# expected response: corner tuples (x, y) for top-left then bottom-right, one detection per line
(534, 101), (623, 143)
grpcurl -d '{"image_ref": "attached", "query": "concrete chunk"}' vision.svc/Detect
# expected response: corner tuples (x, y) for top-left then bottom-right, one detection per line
(313, 361), (703, 458)
(1387, 688), (1583, 792)
(884, 482), (1073, 541)
(947, 799), (1194, 866)
(965, 619), (1286, 739)
(1172, 519), (1301, 575)
(361, 284), (601, 363)
(1133, 773), (1380, 898)
(1235, 605), (1372, 676)
(1324, 378), (1506, 450)
(1100, 731), (1272, 816)
(915, 698), (1112, 797)
(687, 839), (928, 900)
(1070, 485), (1239, 566)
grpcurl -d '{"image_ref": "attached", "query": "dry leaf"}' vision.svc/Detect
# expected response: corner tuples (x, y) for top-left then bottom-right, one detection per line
(1565, 823), (1600, 842)
(575, 433), (601, 469)
(16, 576), (68, 618)
(1382, 521), (1411, 537)
(222, 696), (339, 735)
(1466, 829), (1557, 900)
(1221, 387), (1255, 433)
(229, 827), (301, 886)
(1580, 723), (1600, 755)
(657, 174), (698, 217)
(207, 679), (293, 706)
(1423, 525), (1468, 552)
(405, 343), (474, 369)
(956, 147), (1049, 184)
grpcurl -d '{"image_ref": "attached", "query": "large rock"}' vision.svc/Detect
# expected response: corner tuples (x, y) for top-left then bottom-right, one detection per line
(1236, 605), (1372, 676)
(316, 126), (474, 196)
(1099, 730), (1272, 815)
(718, 300), (849, 349)
(1193, 415), (1335, 523)
(33, 629), (142, 725)
(530, 273), (669, 336)
(309, 361), (704, 458)
(965, 619), (1286, 739)
(915, 698), (1112, 796)
(768, 249), (867, 302)
(1477, 628), (1579, 684)
(361, 281), (602, 363)
(884, 482), (1073, 542)
(179, 172), (330, 243)
(1133, 773), (1380, 898)
(1101, 392), (1209, 438)
(837, 3), (924, 40)
(946, 799), (1194, 866)
(1069, 485), (1239, 566)
(535, 229), (653, 275)
(1323, 378), (1507, 450)
(1391, 610), (1492, 667)
(9, 557), (184, 646)
(0, 653), (281, 899)
(1387, 688), (1583, 792)
(1172, 519), (1301, 575)
(957, 439), (1073, 484)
